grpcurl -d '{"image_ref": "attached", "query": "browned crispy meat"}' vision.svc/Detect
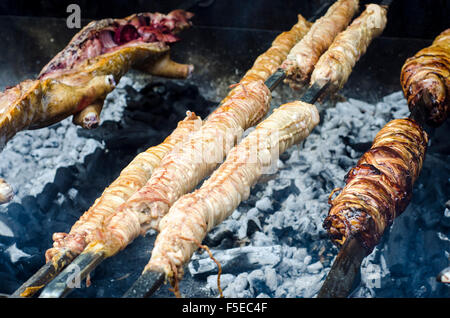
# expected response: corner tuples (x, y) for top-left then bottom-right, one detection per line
(310, 4), (387, 95)
(72, 100), (104, 129)
(400, 28), (450, 127)
(323, 119), (428, 252)
(39, 10), (193, 81)
(0, 10), (193, 150)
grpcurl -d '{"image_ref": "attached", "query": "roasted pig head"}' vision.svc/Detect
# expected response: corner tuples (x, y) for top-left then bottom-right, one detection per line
(0, 10), (194, 149)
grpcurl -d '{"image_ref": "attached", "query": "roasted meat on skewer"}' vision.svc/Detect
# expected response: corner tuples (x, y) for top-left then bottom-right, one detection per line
(240, 14), (312, 85)
(70, 14), (312, 258)
(119, 82), (270, 219)
(13, 111), (201, 298)
(282, 0), (359, 92)
(44, 112), (202, 262)
(0, 10), (193, 204)
(310, 3), (387, 97)
(0, 75), (116, 146)
(45, 79), (272, 262)
(16, 13), (312, 297)
(323, 118), (428, 252)
(400, 28), (450, 127)
(90, 80), (272, 258)
(0, 178), (13, 204)
(0, 10), (193, 150)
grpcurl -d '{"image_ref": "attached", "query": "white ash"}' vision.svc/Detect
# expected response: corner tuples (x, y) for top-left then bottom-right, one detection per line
(192, 91), (450, 298)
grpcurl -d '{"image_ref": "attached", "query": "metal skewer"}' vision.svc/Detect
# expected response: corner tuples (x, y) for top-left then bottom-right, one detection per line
(27, 61), (315, 299)
(318, 96), (436, 299)
(11, 0), (336, 298)
(123, 270), (166, 298)
(317, 236), (367, 298)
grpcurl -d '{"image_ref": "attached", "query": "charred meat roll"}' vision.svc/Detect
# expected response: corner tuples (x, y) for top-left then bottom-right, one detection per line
(400, 28), (450, 127)
(323, 119), (428, 252)
(0, 10), (193, 150)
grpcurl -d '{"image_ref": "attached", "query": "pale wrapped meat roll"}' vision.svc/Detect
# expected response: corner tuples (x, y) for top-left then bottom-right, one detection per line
(112, 80), (271, 239)
(310, 4), (387, 95)
(241, 14), (311, 84)
(145, 101), (320, 279)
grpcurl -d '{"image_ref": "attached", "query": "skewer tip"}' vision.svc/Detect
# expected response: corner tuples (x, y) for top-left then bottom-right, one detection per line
(265, 68), (286, 91)
(302, 81), (330, 104)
